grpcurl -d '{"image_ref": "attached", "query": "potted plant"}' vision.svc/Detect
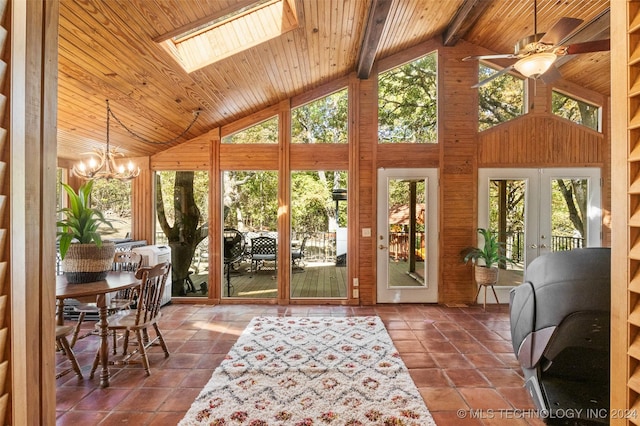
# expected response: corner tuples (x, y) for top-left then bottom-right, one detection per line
(461, 228), (514, 286)
(57, 180), (116, 283)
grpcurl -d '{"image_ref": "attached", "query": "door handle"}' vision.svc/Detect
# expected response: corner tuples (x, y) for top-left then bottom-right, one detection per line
(529, 244), (537, 249)
(379, 244), (388, 250)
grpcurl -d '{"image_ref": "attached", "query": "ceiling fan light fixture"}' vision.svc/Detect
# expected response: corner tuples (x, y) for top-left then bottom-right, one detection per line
(513, 52), (556, 78)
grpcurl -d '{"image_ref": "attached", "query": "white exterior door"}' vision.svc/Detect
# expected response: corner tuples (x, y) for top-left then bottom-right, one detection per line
(376, 168), (438, 303)
(478, 168), (602, 301)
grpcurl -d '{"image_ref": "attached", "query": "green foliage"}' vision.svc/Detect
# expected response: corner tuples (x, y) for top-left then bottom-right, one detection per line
(552, 179), (586, 238)
(488, 179), (525, 234)
(56, 180), (114, 259)
(221, 116), (279, 144)
(478, 64), (524, 131)
(292, 89), (348, 144)
(224, 171), (279, 231)
(552, 91), (599, 131)
(378, 52), (437, 143)
(91, 179), (131, 217)
(461, 228), (514, 269)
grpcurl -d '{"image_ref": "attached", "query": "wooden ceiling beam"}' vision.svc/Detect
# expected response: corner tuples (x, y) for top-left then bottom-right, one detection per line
(442, 0), (492, 47)
(356, 0), (392, 79)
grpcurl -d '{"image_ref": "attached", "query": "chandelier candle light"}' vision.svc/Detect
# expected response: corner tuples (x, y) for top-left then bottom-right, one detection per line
(73, 100), (141, 181)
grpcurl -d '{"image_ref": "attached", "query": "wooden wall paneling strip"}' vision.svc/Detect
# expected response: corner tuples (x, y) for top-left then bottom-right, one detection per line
(289, 144), (349, 169)
(357, 75), (376, 305)
(347, 73), (359, 304)
(150, 139), (211, 170)
(209, 127), (221, 303)
(439, 45), (478, 304)
(611, 1), (634, 423)
(0, 1), (7, 422)
(376, 144), (439, 168)
(130, 165), (153, 244)
(478, 115), (605, 166)
(278, 100), (291, 304)
(9, 1), (60, 423)
(218, 145), (279, 170)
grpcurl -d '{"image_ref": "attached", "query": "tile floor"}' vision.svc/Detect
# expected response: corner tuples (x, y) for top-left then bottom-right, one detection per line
(56, 303), (545, 426)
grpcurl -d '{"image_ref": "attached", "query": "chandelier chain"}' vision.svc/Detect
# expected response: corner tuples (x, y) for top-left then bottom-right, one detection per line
(106, 99), (202, 145)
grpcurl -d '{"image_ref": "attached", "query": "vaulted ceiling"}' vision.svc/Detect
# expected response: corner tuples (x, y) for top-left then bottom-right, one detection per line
(57, 0), (610, 162)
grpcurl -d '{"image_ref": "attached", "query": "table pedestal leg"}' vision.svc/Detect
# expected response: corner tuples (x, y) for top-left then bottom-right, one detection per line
(56, 299), (65, 326)
(96, 294), (110, 388)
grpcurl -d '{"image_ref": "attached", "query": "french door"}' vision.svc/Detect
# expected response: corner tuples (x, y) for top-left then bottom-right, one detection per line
(376, 168), (438, 303)
(478, 168), (602, 288)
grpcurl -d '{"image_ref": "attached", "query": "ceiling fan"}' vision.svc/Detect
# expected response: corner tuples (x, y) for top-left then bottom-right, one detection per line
(462, 0), (610, 88)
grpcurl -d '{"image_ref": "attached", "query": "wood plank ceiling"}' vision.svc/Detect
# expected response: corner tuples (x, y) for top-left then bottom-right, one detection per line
(57, 0), (610, 161)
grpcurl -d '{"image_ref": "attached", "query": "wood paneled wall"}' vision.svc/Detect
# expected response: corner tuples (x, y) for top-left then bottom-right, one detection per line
(11, 0), (60, 423)
(0, 1), (9, 422)
(479, 115), (605, 166)
(144, 37), (610, 306)
(611, 1), (633, 423)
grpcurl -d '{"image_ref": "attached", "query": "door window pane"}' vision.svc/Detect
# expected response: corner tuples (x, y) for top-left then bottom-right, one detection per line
(488, 179), (525, 286)
(550, 179), (587, 251)
(387, 178), (426, 288)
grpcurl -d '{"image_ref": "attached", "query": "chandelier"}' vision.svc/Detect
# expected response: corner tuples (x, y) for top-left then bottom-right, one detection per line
(72, 100), (141, 181)
(72, 100), (201, 181)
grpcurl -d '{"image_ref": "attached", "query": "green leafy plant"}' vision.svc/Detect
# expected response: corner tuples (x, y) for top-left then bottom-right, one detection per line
(57, 180), (114, 259)
(461, 228), (514, 269)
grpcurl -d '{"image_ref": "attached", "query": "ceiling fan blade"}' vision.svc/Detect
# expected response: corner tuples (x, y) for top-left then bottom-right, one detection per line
(540, 65), (562, 85)
(462, 53), (516, 62)
(539, 17), (583, 45)
(564, 39), (610, 55)
(472, 65), (515, 88)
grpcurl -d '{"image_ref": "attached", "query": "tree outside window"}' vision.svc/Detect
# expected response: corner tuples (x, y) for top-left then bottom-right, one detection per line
(378, 52), (437, 143)
(478, 64), (525, 131)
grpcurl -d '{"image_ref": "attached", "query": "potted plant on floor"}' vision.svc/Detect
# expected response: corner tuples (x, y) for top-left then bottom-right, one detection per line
(460, 228), (514, 286)
(57, 179), (116, 283)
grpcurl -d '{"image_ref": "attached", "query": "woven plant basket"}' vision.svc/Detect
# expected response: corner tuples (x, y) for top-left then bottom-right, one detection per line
(62, 242), (116, 283)
(474, 265), (499, 286)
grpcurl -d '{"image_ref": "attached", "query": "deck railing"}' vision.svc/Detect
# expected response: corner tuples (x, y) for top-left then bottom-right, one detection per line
(504, 232), (584, 262)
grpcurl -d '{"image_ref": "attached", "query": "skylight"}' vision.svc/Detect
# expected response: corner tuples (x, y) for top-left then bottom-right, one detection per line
(160, 0), (299, 73)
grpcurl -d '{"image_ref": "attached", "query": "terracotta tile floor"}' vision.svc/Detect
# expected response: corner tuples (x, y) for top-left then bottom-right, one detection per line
(56, 303), (545, 426)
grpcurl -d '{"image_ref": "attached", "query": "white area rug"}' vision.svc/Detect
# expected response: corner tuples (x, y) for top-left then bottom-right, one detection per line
(179, 316), (436, 425)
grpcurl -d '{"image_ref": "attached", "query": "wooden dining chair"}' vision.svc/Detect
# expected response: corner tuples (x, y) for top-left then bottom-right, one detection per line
(89, 261), (171, 377)
(70, 251), (143, 348)
(56, 325), (83, 379)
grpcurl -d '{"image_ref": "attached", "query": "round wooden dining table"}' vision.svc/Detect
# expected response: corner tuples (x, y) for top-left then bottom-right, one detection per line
(56, 271), (141, 388)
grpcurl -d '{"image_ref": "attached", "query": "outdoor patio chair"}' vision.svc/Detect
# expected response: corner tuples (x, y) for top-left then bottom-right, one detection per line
(292, 236), (308, 268)
(224, 228), (245, 295)
(90, 261), (171, 377)
(70, 251), (143, 348)
(250, 236), (277, 274)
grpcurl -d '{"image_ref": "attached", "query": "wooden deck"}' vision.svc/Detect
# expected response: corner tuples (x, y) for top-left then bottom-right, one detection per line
(186, 259), (348, 299)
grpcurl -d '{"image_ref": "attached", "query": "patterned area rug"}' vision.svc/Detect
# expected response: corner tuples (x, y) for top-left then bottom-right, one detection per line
(179, 316), (436, 425)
